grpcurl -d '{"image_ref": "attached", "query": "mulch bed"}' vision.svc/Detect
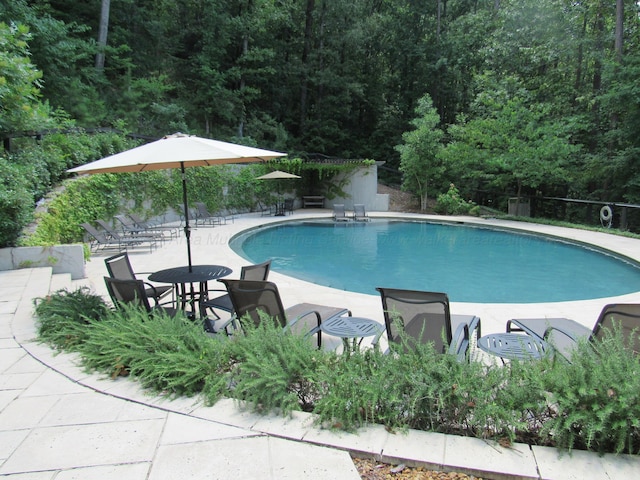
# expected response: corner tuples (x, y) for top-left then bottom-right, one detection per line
(353, 458), (483, 480)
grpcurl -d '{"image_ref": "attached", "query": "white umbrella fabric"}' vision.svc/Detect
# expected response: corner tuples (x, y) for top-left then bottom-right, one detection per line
(68, 133), (286, 270)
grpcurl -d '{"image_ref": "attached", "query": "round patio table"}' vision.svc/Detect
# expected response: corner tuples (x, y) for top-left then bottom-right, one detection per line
(149, 265), (232, 318)
(320, 316), (383, 352)
(478, 332), (550, 363)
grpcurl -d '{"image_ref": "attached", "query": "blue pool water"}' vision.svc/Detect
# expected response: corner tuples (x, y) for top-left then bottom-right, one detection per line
(230, 220), (640, 303)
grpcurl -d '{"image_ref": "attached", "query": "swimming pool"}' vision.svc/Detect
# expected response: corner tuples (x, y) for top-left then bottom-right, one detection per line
(230, 220), (640, 303)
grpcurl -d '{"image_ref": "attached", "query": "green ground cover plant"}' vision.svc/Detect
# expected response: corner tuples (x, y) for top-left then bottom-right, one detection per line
(34, 288), (640, 455)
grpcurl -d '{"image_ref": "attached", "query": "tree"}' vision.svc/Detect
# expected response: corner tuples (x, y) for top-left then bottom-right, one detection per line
(0, 22), (50, 135)
(440, 75), (580, 203)
(396, 94), (444, 211)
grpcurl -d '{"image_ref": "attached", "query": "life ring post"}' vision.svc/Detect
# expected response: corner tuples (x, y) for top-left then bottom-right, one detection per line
(600, 204), (613, 228)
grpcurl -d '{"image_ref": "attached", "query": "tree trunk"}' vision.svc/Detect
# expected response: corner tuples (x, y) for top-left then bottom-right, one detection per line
(95, 0), (110, 70)
(615, 0), (623, 61)
(299, 0), (315, 134)
(237, 34), (249, 138)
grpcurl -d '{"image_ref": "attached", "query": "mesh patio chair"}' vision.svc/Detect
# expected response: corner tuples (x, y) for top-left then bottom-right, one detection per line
(114, 214), (166, 242)
(200, 260), (272, 330)
(352, 204), (370, 222)
(105, 253), (173, 306)
(507, 303), (640, 361)
(95, 219), (158, 252)
(376, 287), (481, 361)
(194, 202), (225, 227)
(283, 198), (294, 215)
(80, 222), (148, 253)
(218, 279), (351, 348)
(104, 277), (181, 318)
(332, 204), (349, 222)
(128, 213), (179, 238)
(257, 201), (273, 216)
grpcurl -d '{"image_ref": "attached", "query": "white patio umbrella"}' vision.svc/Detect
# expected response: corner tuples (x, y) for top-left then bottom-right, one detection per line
(68, 133), (286, 270)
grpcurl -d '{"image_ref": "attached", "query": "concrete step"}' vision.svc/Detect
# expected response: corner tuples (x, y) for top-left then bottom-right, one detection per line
(49, 272), (72, 293)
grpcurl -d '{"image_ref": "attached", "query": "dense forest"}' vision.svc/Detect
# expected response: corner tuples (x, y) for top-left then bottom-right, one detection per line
(2, 0), (640, 239)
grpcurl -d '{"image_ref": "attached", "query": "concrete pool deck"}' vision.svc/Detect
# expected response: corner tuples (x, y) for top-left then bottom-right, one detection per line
(2, 210), (640, 479)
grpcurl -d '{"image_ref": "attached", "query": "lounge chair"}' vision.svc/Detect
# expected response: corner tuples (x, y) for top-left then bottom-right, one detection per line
(200, 260), (272, 327)
(218, 279), (351, 348)
(194, 202), (225, 227)
(375, 287), (481, 361)
(353, 204), (370, 222)
(80, 222), (151, 253)
(332, 204), (350, 222)
(506, 303), (640, 361)
(126, 213), (179, 239)
(95, 219), (159, 252)
(105, 253), (173, 306)
(104, 276), (181, 318)
(114, 214), (167, 242)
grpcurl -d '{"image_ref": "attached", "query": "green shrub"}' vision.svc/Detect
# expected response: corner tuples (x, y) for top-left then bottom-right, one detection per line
(435, 183), (479, 216)
(77, 303), (227, 398)
(540, 327), (640, 454)
(0, 156), (36, 247)
(218, 313), (331, 413)
(33, 287), (109, 350)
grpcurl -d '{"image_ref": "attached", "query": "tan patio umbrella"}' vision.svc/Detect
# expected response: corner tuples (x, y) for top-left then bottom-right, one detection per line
(256, 170), (301, 215)
(255, 170), (301, 180)
(68, 133), (286, 270)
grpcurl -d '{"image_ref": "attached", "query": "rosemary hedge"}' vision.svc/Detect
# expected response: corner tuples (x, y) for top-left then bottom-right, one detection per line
(34, 288), (640, 455)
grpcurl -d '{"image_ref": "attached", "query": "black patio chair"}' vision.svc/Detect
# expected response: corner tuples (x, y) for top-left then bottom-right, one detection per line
(105, 252), (173, 306)
(200, 260), (272, 324)
(95, 219), (159, 252)
(194, 202), (225, 227)
(104, 276), (181, 318)
(80, 222), (148, 253)
(376, 287), (481, 361)
(506, 303), (640, 361)
(128, 213), (179, 238)
(218, 279), (351, 348)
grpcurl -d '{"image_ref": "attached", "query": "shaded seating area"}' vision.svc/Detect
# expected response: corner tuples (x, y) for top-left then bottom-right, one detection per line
(507, 303), (640, 361)
(104, 276), (182, 318)
(219, 279), (351, 348)
(105, 253), (173, 307)
(375, 287), (481, 361)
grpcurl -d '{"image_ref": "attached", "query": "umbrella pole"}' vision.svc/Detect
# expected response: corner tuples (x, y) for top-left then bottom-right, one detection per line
(181, 162), (193, 271)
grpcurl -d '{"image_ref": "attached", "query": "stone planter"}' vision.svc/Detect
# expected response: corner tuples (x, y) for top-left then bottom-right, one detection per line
(0, 244), (85, 280)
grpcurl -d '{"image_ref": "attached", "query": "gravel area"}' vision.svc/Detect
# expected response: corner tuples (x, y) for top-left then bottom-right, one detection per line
(353, 458), (483, 480)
